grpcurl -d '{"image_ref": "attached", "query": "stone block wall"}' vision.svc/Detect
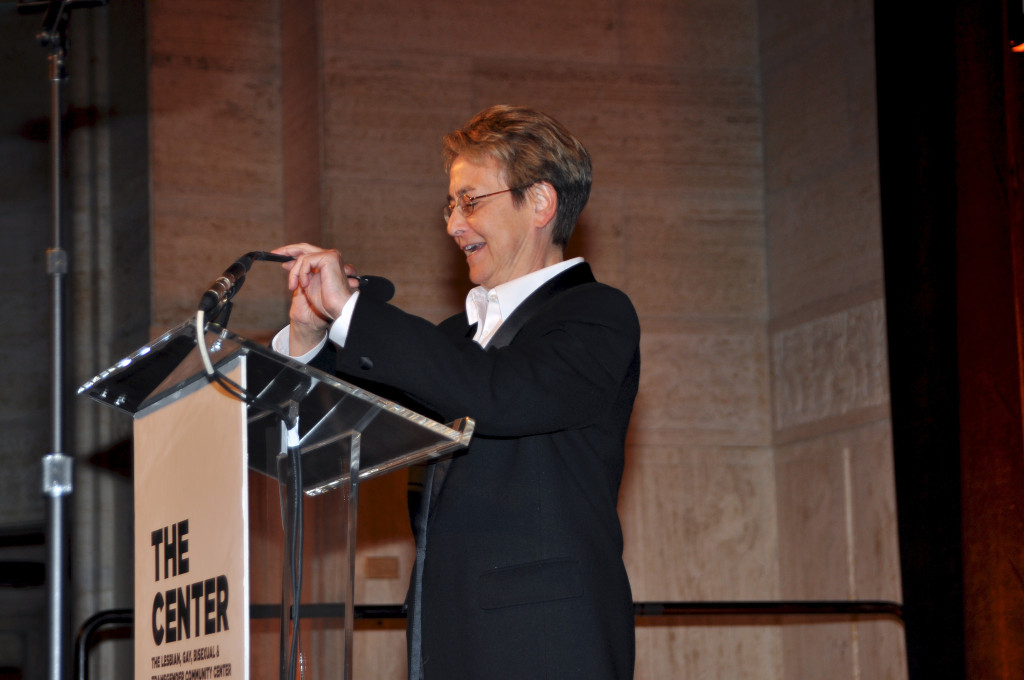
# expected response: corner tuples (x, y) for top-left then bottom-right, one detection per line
(760, 0), (906, 676)
(143, 0), (906, 677)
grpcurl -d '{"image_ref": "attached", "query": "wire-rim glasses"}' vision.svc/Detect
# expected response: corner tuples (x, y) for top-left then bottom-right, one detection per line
(444, 187), (521, 222)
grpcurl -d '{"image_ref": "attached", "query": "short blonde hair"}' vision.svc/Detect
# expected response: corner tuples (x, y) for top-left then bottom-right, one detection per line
(442, 106), (592, 248)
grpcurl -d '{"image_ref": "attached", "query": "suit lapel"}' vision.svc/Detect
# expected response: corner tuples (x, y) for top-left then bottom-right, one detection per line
(487, 262), (596, 348)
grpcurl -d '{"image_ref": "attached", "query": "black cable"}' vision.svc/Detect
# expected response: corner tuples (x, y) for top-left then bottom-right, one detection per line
(286, 442), (304, 680)
(194, 310), (295, 426)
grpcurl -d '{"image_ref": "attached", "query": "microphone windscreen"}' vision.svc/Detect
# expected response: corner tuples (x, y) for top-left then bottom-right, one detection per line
(357, 275), (396, 302)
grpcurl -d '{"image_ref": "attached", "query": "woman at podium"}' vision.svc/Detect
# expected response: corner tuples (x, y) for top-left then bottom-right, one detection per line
(271, 105), (640, 680)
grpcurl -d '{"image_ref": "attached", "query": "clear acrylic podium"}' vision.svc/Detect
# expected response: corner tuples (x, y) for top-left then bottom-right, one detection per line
(78, 319), (474, 680)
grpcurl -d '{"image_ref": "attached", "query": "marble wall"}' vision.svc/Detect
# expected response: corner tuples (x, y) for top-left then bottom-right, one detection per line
(146, 0), (906, 677)
(760, 0), (905, 676)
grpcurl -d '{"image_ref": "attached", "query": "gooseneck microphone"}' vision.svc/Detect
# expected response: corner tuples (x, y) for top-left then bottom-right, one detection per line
(193, 251), (396, 426)
(197, 251), (395, 323)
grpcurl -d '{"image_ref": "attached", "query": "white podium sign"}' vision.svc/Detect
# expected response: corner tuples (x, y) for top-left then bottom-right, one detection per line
(133, 361), (250, 680)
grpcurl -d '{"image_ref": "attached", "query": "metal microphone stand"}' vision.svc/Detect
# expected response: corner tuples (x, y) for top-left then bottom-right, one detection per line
(18, 2), (106, 679)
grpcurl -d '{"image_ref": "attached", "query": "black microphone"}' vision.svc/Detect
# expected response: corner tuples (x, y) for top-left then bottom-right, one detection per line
(198, 252), (256, 317)
(198, 252), (395, 319)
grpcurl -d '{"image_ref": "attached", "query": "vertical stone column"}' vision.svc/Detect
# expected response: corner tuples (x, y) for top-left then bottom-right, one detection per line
(759, 0), (905, 676)
(67, 3), (150, 679)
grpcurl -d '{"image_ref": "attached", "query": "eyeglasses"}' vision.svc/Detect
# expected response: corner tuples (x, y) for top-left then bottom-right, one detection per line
(444, 187), (519, 222)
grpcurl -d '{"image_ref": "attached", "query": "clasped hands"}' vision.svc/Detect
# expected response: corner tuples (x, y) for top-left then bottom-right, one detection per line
(271, 243), (360, 356)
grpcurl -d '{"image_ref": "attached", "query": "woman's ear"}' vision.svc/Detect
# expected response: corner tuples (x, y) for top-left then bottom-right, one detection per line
(529, 181), (558, 229)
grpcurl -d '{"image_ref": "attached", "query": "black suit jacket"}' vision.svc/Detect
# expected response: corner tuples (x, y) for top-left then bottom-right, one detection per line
(325, 263), (640, 680)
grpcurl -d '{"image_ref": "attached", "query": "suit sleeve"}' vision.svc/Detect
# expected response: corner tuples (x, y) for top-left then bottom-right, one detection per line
(332, 284), (640, 438)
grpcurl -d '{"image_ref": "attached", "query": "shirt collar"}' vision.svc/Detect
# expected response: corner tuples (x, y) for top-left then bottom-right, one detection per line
(465, 257), (584, 327)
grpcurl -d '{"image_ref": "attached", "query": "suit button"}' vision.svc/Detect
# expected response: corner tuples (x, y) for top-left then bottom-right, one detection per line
(359, 356), (373, 370)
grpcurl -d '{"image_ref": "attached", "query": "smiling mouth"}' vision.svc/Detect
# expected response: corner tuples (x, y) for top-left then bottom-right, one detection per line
(463, 243), (485, 255)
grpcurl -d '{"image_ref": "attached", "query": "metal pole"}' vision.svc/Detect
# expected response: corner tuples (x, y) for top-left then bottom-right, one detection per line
(43, 35), (73, 680)
(18, 3), (108, 678)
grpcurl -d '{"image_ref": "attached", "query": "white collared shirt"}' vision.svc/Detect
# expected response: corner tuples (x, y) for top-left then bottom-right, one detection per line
(272, 257), (584, 358)
(465, 257), (583, 347)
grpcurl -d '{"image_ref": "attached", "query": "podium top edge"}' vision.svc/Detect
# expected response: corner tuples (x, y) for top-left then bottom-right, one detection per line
(76, 319), (473, 443)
